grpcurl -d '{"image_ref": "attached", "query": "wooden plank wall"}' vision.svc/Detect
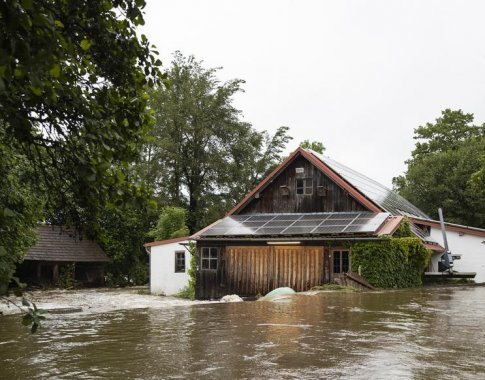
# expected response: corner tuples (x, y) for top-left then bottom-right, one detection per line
(240, 155), (368, 214)
(225, 245), (324, 295)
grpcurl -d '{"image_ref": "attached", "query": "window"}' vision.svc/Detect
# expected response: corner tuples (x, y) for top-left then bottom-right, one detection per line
(296, 178), (313, 195)
(175, 251), (185, 273)
(201, 247), (218, 270)
(333, 250), (350, 273)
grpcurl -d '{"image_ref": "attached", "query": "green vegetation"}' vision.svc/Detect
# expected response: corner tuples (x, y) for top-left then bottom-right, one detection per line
(138, 52), (292, 232)
(393, 109), (485, 228)
(351, 238), (432, 288)
(148, 207), (190, 241)
(311, 284), (357, 292)
(176, 242), (197, 300)
(56, 264), (75, 289)
(300, 140), (325, 154)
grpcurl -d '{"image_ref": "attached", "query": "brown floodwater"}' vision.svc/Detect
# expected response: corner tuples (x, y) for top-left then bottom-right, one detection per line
(1, 286), (485, 379)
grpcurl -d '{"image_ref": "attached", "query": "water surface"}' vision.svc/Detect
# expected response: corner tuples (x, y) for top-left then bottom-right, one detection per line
(1, 286), (485, 379)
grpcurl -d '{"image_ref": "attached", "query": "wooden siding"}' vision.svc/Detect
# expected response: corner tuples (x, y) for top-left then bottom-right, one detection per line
(196, 245), (325, 298)
(239, 155), (368, 214)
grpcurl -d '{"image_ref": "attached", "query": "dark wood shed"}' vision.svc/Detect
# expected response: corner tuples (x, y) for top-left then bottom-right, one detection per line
(16, 225), (110, 287)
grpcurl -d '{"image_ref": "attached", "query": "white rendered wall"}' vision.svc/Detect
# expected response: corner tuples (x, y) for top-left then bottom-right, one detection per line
(149, 241), (191, 295)
(429, 227), (485, 283)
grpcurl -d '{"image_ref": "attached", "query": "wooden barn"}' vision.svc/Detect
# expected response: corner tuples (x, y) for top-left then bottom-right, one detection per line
(192, 147), (485, 299)
(16, 225), (110, 287)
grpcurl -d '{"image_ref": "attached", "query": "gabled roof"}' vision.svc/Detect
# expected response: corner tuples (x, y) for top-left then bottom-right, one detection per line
(25, 226), (110, 263)
(227, 147), (382, 215)
(309, 151), (430, 219)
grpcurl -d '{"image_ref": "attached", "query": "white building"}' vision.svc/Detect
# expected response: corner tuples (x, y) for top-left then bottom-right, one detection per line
(413, 219), (485, 283)
(144, 237), (192, 295)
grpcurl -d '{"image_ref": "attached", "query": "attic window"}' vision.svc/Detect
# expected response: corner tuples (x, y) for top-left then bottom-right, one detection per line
(296, 178), (312, 195)
(295, 167), (305, 174)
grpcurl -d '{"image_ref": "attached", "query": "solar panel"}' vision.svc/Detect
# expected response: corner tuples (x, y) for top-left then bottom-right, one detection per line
(198, 212), (390, 237)
(312, 153), (430, 219)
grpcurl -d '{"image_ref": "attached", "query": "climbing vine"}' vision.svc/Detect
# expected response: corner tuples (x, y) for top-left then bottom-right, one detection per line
(177, 242), (197, 300)
(351, 237), (431, 288)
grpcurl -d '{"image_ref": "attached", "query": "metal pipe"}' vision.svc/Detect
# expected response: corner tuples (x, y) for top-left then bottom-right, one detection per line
(438, 208), (453, 271)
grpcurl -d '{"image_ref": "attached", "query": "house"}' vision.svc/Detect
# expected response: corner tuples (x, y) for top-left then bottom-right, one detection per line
(144, 237), (192, 296)
(17, 225), (110, 287)
(191, 147), (485, 299)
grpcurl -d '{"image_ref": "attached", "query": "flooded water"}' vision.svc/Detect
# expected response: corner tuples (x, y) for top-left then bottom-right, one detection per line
(1, 286), (485, 379)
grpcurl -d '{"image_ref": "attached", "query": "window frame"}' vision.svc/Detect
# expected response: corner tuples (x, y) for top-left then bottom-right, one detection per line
(332, 249), (350, 274)
(200, 247), (219, 271)
(295, 177), (313, 195)
(174, 250), (186, 273)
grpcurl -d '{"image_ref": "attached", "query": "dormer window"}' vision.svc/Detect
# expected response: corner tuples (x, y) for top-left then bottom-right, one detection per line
(296, 178), (312, 195)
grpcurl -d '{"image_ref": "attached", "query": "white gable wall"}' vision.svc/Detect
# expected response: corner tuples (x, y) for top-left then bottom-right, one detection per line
(429, 227), (485, 283)
(149, 241), (191, 295)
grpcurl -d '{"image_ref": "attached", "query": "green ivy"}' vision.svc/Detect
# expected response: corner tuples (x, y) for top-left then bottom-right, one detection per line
(176, 242), (196, 300)
(351, 237), (431, 288)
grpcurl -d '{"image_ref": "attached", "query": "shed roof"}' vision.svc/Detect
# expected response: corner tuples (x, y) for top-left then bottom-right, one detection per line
(24, 226), (110, 263)
(143, 236), (190, 248)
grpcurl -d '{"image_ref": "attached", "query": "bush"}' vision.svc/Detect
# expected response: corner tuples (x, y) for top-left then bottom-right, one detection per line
(351, 237), (431, 288)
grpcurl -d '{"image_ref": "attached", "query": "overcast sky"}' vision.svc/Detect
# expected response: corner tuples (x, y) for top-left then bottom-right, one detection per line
(141, 0), (485, 187)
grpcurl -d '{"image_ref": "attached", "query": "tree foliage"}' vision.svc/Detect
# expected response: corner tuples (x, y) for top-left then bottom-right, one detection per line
(0, 0), (162, 328)
(148, 206), (189, 241)
(300, 139), (325, 154)
(0, 0), (161, 230)
(393, 109), (485, 227)
(139, 52), (292, 231)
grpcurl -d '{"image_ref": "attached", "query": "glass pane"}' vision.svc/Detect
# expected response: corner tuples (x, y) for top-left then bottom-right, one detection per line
(342, 251), (349, 273)
(202, 259), (210, 269)
(209, 259), (218, 270)
(202, 247), (210, 259)
(333, 251), (341, 273)
(210, 248), (218, 258)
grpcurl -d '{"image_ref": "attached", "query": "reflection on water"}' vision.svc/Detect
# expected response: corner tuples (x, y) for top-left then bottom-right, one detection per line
(1, 286), (485, 379)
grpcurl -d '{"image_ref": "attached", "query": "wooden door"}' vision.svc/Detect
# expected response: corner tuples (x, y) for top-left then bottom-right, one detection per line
(225, 245), (324, 295)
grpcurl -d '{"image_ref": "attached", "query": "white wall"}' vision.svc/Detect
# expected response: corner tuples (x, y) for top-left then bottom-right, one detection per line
(149, 241), (191, 295)
(429, 227), (485, 283)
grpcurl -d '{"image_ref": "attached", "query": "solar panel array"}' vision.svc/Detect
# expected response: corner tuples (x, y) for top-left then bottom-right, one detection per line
(311, 152), (431, 219)
(199, 212), (389, 237)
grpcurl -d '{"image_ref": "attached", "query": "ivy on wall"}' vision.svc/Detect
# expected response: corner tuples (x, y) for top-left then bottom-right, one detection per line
(351, 237), (431, 288)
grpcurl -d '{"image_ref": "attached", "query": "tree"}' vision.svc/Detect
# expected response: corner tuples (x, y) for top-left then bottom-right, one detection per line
(393, 109), (485, 227)
(0, 0), (161, 231)
(148, 207), (190, 241)
(0, 0), (162, 329)
(139, 52), (292, 231)
(300, 140), (325, 154)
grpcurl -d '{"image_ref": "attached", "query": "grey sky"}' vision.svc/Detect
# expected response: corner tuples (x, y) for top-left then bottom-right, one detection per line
(141, 0), (485, 187)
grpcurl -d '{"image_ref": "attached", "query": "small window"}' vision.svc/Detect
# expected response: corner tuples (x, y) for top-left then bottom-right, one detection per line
(296, 178), (313, 195)
(201, 247), (218, 270)
(333, 250), (350, 273)
(175, 251), (185, 273)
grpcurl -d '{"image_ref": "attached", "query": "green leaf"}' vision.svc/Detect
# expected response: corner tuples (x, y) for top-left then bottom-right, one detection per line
(0, 246), (6, 257)
(3, 207), (15, 217)
(30, 86), (42, 96)
(22, 314), (32, 326)
(54, 20), (64, 28)
(80, 39), (92, 51)
(49, 64), (61, 78)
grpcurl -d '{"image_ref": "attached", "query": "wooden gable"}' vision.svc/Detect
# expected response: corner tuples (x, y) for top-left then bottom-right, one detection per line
(234, 152), (374, 215)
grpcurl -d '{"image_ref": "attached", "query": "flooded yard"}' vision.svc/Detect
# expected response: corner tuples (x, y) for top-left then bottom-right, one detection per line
(1, 286), (485, 379)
